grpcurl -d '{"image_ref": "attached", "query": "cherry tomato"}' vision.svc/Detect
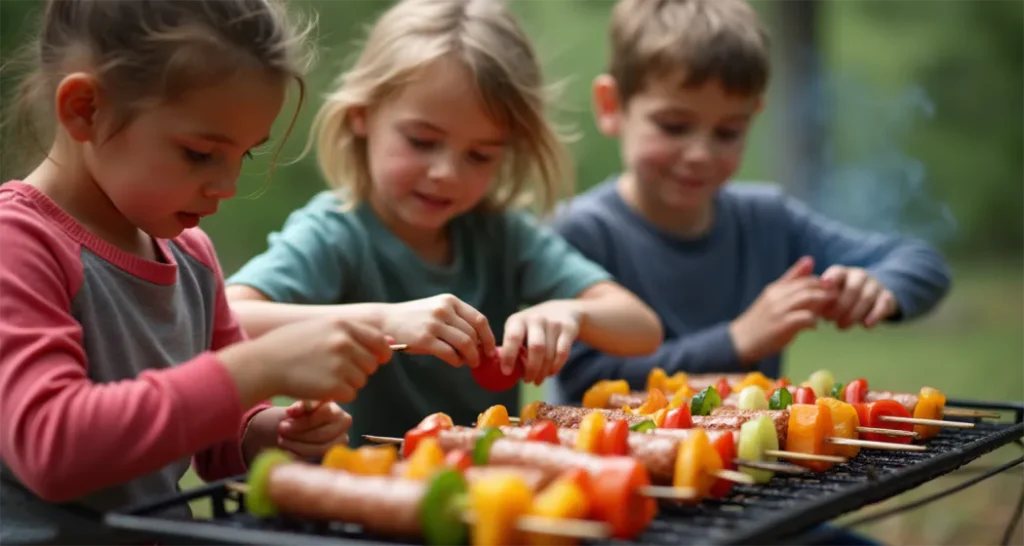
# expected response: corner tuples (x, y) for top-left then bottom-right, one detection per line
(600, 420), (630, 456)
(714, 377), (732, 398)
(525, 420), (560, 445)
(403, 423), (444, 459)
(773, 377), (792, 390)
(662, 406), (693, 429)
(794, 386), (816, 405)
(470, 346), (526, 392)
(418, 412), (454, 431)
(843, 378), (869, 405)
(859, 400), (913, 444)
(444, 449), (473, 472)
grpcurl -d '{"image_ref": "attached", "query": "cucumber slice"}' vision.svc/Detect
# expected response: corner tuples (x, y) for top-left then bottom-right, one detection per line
(473, 427), (504, 465)
(736, 385), (769, 410)
(737, 415), (779, 484)
(808, 370), (835, 398)
(421, 469), (470, 546)
(245, 448), (295, 518)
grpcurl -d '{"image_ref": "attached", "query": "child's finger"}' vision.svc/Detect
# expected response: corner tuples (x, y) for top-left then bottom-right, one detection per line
(500, 320), (527, 376)
(435, 323), (479, 368)
(278, 435), (349, 460)
(286, 400), (311, 418)
(820, 265), (848, 286)
(281, 417), (348, 444)
(844, 285), (880, 330)
(523, 320), (547, 383)
(863, 291), (896, 327)
(551, 329), (575, 376)
(780, 256), (814, 282)
(453, 301), (496, 356)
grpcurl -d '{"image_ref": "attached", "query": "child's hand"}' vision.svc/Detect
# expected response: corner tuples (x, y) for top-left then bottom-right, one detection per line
(277, 401), (353, 459)
(501, 301), (581, 385)
(729, 256), (836, 364)
(383, 294), (497, 369)
(820, 266), (898, 329)
(219, 318), (394, 408)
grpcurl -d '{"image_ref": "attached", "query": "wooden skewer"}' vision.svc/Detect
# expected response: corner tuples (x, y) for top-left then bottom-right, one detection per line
(855, 426), (918, 438)
(734, 459), (810, 474)
(877, 415), (974, 429)
(712, 469), (756, 484)
(364, 435), (403, 444)
(942, 408), (1000, 419)
(827, 437), (927, 451)
(227, 482), (611, 539)
(764, 449), (847, 464)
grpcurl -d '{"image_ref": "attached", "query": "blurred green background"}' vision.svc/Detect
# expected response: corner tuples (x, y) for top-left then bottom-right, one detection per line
(1, 0), (1021, 544)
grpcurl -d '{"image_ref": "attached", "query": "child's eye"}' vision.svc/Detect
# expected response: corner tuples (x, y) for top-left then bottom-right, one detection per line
(656, 122), (691, 136)
(183, 148), (212, 163)
(468, 151), (495, 164)
(406, 136), (436, 150)
(715, 128), (743, 142)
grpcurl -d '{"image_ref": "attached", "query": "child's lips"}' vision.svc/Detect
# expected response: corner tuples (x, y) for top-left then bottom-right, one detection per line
(413, 192), (454, 208)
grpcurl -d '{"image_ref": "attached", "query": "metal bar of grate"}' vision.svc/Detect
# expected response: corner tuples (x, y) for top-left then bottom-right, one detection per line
(105, 399), (1024, 546)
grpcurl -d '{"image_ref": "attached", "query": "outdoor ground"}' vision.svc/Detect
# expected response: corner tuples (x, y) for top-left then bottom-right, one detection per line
(180, 260), (1024, 544)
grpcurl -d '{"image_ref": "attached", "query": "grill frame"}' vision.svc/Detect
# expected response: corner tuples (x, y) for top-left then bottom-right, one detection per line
(105, 398), (1024, 546)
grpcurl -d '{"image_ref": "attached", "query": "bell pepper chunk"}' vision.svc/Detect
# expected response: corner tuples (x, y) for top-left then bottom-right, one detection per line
(591, 457), (657, 539)
(477, 405), (511, 428)
(662, 405), (693, 429)
(421, 469), (470, 546)
(521, 401), (541, 422)
(404, 437), (447, 480)
(575, 412), (606, 453)
(526, 420), (561, 444)
(469, 472), (534, 546)
(714, 377), (732, 399)
(582, 380), (630, 409)
(843, 378), (869, 405)
(786, 403), (836, 472)
(473, 427), (505, 465)
(816, 398), (860, 458)
(524, 477), (591, 546)
(404, 422), (445, 459)
(769, 387), (793, 410)
(445, 449), (474, 473)
(708, 429), (736, 498)
(600, 419), (630, 456)
(794, 386), (816, 405)
(673, 428), (723, 501)
(914, 387), (947, 440)
(625, 388), (668, 415)
(735, 371), (774, 393)
(860, 400), (914, 443)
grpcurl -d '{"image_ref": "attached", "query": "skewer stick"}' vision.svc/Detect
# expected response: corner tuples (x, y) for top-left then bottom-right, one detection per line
(227, 482), (612, 540)
(877, 415), (974, 429)
(364, 435), (403, 444)
(855, 426), (917, 438)
(827, 437), (927, 451)
(764, 450), (847, 464)
(734, 459), (810, 474)
(712, 469), (756, 484)
(640, 485), (699, 499)
(942, 408), (1000, 419)
(301, 345), (412, 413)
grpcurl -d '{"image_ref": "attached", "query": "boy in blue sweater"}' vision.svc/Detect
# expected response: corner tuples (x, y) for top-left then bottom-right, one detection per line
(550, 0), (952, 405)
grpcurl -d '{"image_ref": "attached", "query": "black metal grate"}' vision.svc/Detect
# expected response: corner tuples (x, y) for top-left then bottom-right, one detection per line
(106, 400), (1024, 546)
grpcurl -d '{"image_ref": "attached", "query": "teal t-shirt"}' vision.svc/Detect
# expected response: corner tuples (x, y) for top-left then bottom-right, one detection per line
(227, 191), (612, 445)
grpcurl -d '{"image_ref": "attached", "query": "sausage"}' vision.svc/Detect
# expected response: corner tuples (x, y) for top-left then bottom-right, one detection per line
(608, 392), (647, 409)
(268, 463), (423, 537)
(388, 461), (550, 492)
(486, 437), (609, 479)
(532, 402), (649, 427)
(706, 408), (789, 443)
(865, 391), (918, 414)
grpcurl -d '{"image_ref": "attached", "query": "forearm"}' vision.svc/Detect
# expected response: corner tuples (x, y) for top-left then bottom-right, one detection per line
(868, 244), (952, 321)
(193, 403), (277, 481)
(556, 324), (740, 402)
(567, 283), (664, 356)
(228, 299), (388, 338)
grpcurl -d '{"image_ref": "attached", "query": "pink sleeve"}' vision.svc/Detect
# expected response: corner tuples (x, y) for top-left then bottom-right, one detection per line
(176, 229), (273, 481)
(0, 208), (246, 502)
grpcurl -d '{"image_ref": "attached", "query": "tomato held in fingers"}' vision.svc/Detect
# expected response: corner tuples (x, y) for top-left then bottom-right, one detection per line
(471, 346), (526, 392)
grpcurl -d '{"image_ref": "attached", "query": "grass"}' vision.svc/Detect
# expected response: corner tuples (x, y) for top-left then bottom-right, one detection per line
(180, 260), (1023, 544)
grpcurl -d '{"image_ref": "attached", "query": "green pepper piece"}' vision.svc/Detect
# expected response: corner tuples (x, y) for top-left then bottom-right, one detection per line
(473, 427), (504, 465)
(245, 448), (294, 518)
(769, 387), (793, 411)
(629, 420), (656, 432)
(690, 386), (722, 416)
(421, 469), (470, 546)
(830, 382), (846, 399)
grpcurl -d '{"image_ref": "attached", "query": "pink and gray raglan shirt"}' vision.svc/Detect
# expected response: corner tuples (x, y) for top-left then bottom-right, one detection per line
(0, 181), (270, 544)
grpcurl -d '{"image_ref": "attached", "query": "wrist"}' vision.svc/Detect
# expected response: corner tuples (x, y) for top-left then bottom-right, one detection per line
(241, 406), (284, 465)
(728, 319), (758, 366)
(217, 340), (275, 408)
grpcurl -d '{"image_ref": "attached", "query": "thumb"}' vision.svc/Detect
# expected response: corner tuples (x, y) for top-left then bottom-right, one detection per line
(780, 256), (814, 282)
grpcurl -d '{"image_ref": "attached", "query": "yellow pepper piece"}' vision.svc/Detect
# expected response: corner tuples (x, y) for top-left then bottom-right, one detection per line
(469, 473), (534, 546)
(582, 380), (629, 409)
(403, 437), (446, 480)
(477, 405), (511, 428)
(663, 372), (688, 394)
(321, 445), (356, 471)
(735, 371), (773, 393)
(816, 398), (860, 458)
(524, 478), (590, 546)
(623, 389), (668, 416)
(650, 408), (668, 427)
(356, 445), (398, 475)
(646, 368), (668, 393)
(669, 385), (693, 409)
(672, 428), (722, 502)
(575, 412), (606, 453)
(521, 401), (541, 422)
(914, 387), (946, 440)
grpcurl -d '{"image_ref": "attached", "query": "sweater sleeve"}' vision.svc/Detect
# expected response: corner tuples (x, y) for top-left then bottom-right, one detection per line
(0, 210), (246, 502)
(783, 194), (953, 320)
(178, 229), (273, 482)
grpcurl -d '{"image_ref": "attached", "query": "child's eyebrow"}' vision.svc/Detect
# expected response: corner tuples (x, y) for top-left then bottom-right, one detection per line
(194, 131), (271, 148)
(402, 120), (506, 147)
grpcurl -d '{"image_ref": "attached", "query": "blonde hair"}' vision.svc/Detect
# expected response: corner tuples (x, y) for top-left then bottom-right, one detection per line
(310, 0), (572, 215)
(609, 0), (771, 106)
(4, 0), (315, 174)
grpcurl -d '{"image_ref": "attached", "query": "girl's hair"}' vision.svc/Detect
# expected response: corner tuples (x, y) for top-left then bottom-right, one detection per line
(311, 0), (573, 215)
(4, 0), (316, 173)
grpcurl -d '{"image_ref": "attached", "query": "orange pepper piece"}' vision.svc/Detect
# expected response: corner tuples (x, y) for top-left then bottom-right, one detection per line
(403, 437), (447, 480)
(469, 473), (533, 546)
(816, 398), (860, 458)
(521, 401), (541, 422)
(321, 445), (357, 471)
(914, 387), (946, 440)
(477, 405), (511, 428)
(524, 477), (591, 546)
(575, 412), (605, 453)
(646, 368), (669, 393)
(582, 380), (629, 409)
(591, 457), (657, 540)
(786, 403), (836, 472)
(673, 428), (723, 501)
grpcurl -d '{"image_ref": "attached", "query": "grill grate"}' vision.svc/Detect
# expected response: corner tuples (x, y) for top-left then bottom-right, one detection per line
(106, 401), (1024, 546)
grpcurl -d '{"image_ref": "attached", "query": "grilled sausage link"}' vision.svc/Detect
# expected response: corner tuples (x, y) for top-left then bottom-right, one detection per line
(706, 408), (789, 443)
(532, 402), (649, 427)
(389, 461), (549, 492)
(268, 463), (424, 537)
(865, 391), (918, 414)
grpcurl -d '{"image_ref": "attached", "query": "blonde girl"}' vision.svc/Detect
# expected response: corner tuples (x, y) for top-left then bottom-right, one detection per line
(227, 0), (663, 443)
(0, 1), (396, 543)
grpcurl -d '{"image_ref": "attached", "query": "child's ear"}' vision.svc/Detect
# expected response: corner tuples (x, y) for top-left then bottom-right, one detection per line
(348, 105), (368, 137)
(55, 73), (101, 143)
(591, 74), (623, 137)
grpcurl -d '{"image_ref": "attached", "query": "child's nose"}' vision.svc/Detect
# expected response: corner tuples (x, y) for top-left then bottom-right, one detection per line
(204, 175), (238, 199)
(427, 151), (459, 182)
